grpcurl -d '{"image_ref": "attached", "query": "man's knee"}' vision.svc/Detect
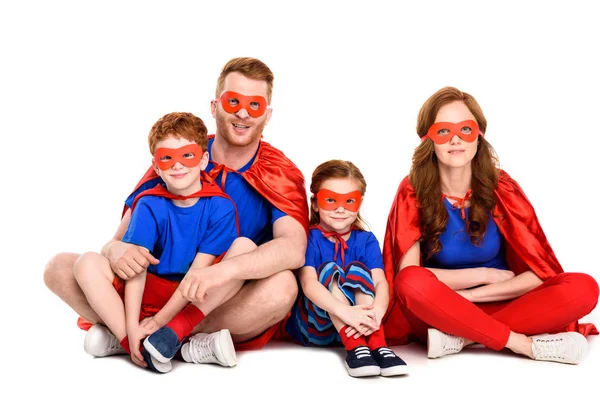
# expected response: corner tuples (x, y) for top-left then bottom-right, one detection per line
(43, 252), (78, 293)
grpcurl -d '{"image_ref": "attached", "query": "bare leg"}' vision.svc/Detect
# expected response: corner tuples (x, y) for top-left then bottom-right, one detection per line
(44, 252), (101, 323)
(194, 269), (298, 343)
(329, 280), (351, 332)
(73, 252), (126, 340)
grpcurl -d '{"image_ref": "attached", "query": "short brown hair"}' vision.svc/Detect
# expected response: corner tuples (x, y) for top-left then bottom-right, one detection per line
(215, 57), (274, 103)
(148, 112), (208, 154)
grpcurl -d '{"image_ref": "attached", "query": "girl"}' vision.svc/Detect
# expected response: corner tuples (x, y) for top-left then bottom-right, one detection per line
(285, 160), (408, 377)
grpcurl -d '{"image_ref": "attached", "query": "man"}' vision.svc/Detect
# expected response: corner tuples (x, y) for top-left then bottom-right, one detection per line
(44, 57), (308, 365)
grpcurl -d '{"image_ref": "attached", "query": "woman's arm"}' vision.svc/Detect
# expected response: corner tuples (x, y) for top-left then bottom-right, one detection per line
(458, 270), (543, 302)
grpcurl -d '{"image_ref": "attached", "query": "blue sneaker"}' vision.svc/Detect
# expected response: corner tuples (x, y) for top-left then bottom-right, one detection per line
(141, 348), (172, 374)
(143, 327), (184, 363)
(371, 347), (409, 376)
(345, 346), (380, 377)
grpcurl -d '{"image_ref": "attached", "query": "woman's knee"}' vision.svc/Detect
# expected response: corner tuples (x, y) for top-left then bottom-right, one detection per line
(394, 265), (436, 303)
(569, 273), (600, 314)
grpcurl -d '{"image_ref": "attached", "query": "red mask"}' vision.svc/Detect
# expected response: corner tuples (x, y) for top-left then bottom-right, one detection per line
(153, 144), (204, 170)
(316, 189), (362, 212)
(219, 91), (268, 118)
(422, 120), (483, 144)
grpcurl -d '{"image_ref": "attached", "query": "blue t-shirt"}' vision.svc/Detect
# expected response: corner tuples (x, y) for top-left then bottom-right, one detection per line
(125, 138), (287, 246)
(423, 199), (509, 270)
(122, 195), (238, 281)
(304, 228), (384, 270)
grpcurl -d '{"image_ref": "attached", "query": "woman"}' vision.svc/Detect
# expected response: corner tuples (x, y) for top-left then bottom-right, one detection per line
(381, 86), (598, 364)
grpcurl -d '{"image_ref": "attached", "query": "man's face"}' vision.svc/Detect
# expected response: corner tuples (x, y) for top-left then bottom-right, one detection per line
(211, 72), (272, 148)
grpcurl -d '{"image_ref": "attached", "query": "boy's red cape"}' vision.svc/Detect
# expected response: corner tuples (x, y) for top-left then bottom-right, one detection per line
(381, 170), (597, 344)
(78, 138), (309, 351)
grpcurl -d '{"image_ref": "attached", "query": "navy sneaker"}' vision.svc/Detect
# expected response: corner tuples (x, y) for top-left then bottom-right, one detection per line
(143, 327), (184, 363)
(345, 346), (380, 377)
(371, 347), (409, 376)
(141, 348), (172, 374)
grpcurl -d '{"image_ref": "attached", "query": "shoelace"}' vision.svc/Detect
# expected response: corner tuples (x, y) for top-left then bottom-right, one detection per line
(442, 334), (465, 352)
(378, 347), (396, 358)
(187, 336), (217, 363)
(354, 346), (371, 359)
(534, 337), (566, 360)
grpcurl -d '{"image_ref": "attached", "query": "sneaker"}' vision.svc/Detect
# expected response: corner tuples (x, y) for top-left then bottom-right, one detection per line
(427, 328), (465, 359)
(371, 347), (409, 376)
(84, 324), (127, 357)
(531, 332), (588, 364)
(345, 346), (380, 377)
(181, 329), (237, 367)
(141, 348), (173, 374)
(143, 327), (183, 363)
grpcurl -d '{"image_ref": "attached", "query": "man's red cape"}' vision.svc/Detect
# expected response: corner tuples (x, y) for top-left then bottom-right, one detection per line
(381, 170), (597, 344)
(79, 137), (309, 351)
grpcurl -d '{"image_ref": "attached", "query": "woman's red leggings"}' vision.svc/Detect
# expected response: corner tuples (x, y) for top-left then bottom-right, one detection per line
(394, 266), (599, 350)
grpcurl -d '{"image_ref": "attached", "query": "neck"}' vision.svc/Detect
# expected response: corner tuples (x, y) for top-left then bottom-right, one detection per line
(319, 222), (352, 239)
(438, 164), (472, 198)
(212, 134), (260, 170)
(166, 181), (202, 207)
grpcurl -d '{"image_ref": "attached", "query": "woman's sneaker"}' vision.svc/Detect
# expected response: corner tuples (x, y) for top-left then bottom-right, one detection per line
(427, 328), (465, 359)
(84, 324), (127, 357)
(345, 346), (380, 377)
(371, 347), (409, 376)
(181, 329), (237, 367)
(143, 327), (183, 363)
(531, 332), (589, 364)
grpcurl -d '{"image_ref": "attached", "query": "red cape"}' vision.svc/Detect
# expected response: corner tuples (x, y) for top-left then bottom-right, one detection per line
(382, 170), (597, 344)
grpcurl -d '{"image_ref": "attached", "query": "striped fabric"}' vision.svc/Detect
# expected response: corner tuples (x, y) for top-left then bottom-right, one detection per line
(290, 261), (376, 346)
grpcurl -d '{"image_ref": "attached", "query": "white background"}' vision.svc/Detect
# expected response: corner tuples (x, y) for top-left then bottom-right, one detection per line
(1, 1), (598, 399)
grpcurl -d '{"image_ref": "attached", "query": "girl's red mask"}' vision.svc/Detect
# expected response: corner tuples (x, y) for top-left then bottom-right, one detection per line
(153, 144), (204, 170)
(219, 91), (268, 118)
(422, 119), (483, 144)
(316, 189), (362, 212)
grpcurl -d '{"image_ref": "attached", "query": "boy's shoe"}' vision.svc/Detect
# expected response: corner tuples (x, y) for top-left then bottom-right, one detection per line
(141, 348), (173, 374)
(427, 328), (465, 359)
(345, 346), (380, 377)
(84, 324), (127, 357)
(143, 326), (183, 363)
(531, 332), (588, 364)
(181, 329), (237, 367)
(371, 347), (409, 376)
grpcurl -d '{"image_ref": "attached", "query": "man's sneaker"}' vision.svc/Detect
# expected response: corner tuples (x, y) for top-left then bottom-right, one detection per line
(84, 324), (127, 357)
(371, 347), (409, 377)
(531, 332), (589, 364)
(181, 329), (237, 367)
(143, 327), (183, 363)
(427, 328), (465, 359)
(141, 348), (173, 374)
(345, 346), (380, 377)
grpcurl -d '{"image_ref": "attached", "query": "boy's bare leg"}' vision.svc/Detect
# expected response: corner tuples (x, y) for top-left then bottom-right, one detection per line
(44, 252), (102, 324)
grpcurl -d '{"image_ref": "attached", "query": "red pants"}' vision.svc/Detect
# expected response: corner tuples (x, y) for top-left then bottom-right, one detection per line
(394, 266), (599, 350)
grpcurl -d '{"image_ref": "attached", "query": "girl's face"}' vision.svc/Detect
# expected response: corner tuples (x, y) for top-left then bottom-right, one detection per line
(313, 178), (362, 234)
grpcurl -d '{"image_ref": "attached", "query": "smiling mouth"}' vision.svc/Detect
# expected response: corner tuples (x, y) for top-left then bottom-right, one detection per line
(170, 173), (188, 179)
(232, 123), (250, 129)
(448, 150), (465, 154)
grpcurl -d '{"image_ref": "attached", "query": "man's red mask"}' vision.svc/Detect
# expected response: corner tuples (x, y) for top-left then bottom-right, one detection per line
(153, 144), (204, 170)
(219, 91), (268, 118)
(422, 120), (483, 144)
(316, 189), (362, 212)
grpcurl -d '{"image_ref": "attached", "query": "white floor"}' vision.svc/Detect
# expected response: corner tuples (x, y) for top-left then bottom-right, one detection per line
(13, 283), (598, 400)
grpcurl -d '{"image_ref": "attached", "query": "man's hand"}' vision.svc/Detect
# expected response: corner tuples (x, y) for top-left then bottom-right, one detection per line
(179, 264), (232, 303)
(106, 241), (159, 280)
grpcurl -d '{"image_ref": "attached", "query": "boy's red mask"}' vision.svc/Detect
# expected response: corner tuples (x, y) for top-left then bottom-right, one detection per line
(153, 144), (204, 170)
(422, 120), (483, 144)
(316, 189), (362, 212)
(219, 91), (268, 118)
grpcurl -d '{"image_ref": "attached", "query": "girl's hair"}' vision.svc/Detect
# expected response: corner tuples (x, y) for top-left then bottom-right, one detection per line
(409, 87), (500, 258)
(309, 160), (369, 230)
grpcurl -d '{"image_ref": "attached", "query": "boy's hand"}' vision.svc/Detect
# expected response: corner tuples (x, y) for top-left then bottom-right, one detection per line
(139, 316), (163, 335)
(179, 265), (231, 303)
(107, 242), (159, 280)
(127, 323), (153, 368)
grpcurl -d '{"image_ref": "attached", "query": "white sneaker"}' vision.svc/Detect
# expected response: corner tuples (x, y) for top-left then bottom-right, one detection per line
(181, 329), (237, 367)
(531, 332), (588, 364)
(84, 324), (127, 357)
(427, 328), (465, 359)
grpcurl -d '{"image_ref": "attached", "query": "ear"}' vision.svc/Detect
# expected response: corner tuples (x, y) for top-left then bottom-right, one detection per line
(152, 158), (161, 175)
(311, 196), (319, 213)
(211, 100), (218, 119)
(265, 107), (273, 125)
(199, 151), (209, 171)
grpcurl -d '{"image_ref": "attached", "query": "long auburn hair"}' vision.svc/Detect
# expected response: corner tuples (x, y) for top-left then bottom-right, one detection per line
(309, 160), (369, 231)
(410, 87), (500, 258)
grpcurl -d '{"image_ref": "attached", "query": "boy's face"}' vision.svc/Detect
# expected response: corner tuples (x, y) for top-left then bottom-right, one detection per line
(152, 136), (208, 196)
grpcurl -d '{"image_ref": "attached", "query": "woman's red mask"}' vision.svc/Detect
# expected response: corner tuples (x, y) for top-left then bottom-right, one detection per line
(422, 120), (483, 144)
(219, 91), (268, 118)
(153, 144), (204, 170)
(316, 189), (362, 212)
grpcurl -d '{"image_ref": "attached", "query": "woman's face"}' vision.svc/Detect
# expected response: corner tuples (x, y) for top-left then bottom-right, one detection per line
(432, 100), (479, 170)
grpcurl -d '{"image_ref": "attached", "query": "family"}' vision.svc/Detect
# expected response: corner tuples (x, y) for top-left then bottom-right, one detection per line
(43, 57), (599, 377)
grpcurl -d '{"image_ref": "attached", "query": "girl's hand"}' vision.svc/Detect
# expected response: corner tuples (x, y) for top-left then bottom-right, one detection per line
(337, 304), (378, 338)
(360, 305), (386, 337)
